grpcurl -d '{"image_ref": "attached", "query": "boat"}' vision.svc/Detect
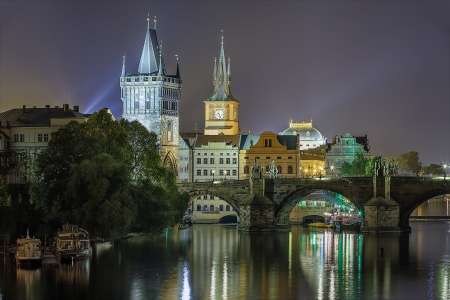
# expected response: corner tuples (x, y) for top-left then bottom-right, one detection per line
(55, 224), (91, 261)
(15, 229), (42, 265)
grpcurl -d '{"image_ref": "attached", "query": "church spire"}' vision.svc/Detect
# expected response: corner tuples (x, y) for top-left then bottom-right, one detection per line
(121, 53), (126, 77)
(138, 13), (163, 75)
(208, 31), (235, 101)
(158, 42), (164, 76)
(175, 55), (181, 79)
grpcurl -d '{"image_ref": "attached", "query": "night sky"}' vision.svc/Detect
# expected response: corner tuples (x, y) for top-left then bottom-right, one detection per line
(1, 2), (449, 166)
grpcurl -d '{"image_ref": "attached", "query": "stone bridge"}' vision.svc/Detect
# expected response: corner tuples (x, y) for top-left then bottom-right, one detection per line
(178, 175), (450, 233)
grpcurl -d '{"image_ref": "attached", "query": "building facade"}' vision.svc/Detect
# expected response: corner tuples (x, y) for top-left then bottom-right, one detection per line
(120, 17), (181, 174)
(0, 104), (89, 202)
(239, 132), (299, 179)
(325, 133), (370, 175)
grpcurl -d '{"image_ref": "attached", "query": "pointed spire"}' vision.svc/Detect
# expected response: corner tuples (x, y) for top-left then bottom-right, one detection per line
(175, 55), (181, 79)
(158, 42), (164, 76)
(138, 14), (163, 74)
(154, 15), (157, 30)
(121, 53), (126, 77)
(208, 31), (236, 102)
(213, 57), (217, 86)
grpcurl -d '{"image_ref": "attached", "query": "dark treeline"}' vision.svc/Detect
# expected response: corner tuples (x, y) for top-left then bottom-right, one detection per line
(0, 109), (189, 240)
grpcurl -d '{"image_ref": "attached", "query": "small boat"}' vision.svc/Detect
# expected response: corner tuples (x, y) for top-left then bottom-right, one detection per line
(55, 224), (91, 261)
(15, 229), (42, 265)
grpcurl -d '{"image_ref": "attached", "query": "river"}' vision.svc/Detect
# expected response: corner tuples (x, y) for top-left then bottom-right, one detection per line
(1, 218), (450, 300)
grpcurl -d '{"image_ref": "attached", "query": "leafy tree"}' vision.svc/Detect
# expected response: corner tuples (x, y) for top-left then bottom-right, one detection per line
(339, 153), (369, 176)
(397, 151), (422, 175)
(422, 164), (443, 176)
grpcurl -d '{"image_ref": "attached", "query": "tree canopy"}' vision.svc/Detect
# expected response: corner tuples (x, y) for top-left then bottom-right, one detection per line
(30, 109), (188, 239)
(339, 153), (369, 176)
(397, 151), (422, 175)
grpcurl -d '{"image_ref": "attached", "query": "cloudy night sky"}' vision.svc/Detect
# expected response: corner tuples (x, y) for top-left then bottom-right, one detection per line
(0, 1), (449, 166)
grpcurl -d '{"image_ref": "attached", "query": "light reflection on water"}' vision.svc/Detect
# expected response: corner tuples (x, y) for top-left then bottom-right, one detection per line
(1, 222), (450, 299)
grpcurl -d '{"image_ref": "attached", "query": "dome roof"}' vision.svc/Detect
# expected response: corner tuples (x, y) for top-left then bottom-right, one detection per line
(280, 121), (324, 141)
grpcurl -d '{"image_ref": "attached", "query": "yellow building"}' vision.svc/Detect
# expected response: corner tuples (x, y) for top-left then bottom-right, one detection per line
(239, 131), (299, 179)
(300, 146), (326, 178)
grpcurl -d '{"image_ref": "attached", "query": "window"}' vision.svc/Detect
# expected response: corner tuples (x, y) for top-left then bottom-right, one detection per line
(197, 169), (201, 176)
(197, 158), (201, 164)
(220, 153), (224, 156)
(203, 169), (208, 176)
(266, 166), (270, 173)
(210, 204), (215, 211)
(277, 166), (282, 174)
(288, 156), (292, 159)
(288, 166), (293, 174)
(210, 169), (215, 175)
(14, 134), (25, 143)
(210, 153), (214, 156)
(244, 166), (249, 174)
(226, 205), (230, 211)
(203, 158), (208, 164)
(43, 134), (48, 142)
(219, 158), (224, 164)
(232, 170), (237, 176)
(232, 158), (237, 164)
(204, 153), (207, 155)
(197, 204), (201, 211)
(219, 170), (224, 176)
(277, 156), (281, 159)
(210, 158), (215, 164)
(226, 158), (230, 164)
(38, 134), (43, 142)
(266, 157), (270, 159)
(219, 205), (224, 211)
(15, 152), (25, 162)
(15, 173), (26, 184)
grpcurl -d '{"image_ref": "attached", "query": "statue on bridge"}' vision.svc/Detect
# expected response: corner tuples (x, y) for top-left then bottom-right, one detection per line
(374, 157), (399, 177)
(269, 160), (278, 179)
(251, 157), (263, 179)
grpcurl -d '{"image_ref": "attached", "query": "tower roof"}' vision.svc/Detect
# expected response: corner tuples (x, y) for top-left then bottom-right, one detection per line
(208, 32), (237, 102)
(138, 15), (165, 75)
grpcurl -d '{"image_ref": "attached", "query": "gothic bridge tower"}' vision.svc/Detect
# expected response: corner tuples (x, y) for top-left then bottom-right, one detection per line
(204, 32), (240, 135)
(120, 15), (181, 175)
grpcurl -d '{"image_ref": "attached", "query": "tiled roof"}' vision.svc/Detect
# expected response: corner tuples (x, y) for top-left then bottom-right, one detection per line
(0, 106), (88, 127)
(239, 135), (260, 150)
(276, 135), (298, 150)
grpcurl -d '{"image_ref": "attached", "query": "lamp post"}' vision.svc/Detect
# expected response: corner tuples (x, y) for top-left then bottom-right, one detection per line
(444, 164), (447, 180)
(225, 170), (228, 181)
(212, 169), (215, 182)
(319, 166), (323, 179)
(331, 165), (334, 177)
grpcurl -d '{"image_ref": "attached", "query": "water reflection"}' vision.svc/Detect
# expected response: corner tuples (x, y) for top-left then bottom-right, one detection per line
(2, 223), (450, 299)
(411, 196), (450, 216)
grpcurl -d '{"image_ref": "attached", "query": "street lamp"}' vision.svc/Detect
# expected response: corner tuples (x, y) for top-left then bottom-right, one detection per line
(444, 164), (447, 180)
(225, 170), (228, 181)
(212, 169), (215, 182)
(319, 166), (323, 179)
(331, 165), (334, 177)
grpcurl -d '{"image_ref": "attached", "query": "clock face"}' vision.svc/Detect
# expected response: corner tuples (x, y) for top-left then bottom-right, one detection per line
(215, 109), (224, 119)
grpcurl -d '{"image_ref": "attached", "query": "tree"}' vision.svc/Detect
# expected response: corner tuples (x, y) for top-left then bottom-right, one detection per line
(397, 151), (422, 175)
(339, 153), (369, 176)
(422, 164), (443, 176)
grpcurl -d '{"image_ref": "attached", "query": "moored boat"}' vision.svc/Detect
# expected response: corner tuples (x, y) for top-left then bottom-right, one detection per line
(15, 229), (42, 265)
(55, 224), (91, 261)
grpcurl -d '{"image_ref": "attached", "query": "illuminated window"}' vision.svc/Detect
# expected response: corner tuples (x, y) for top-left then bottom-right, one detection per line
(226, 158), (230, 164)
(210, 158), (215, 164)
(197, 158), (201, 164)
(203, 170), (208, 176)
(219, 158), (224, 164)
(232, 158), (237, 164)
(203, 158), (208, 164)
(197, 169), (201, 176)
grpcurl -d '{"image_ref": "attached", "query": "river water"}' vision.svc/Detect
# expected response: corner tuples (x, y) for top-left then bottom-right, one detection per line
(1, 219), (450, 300)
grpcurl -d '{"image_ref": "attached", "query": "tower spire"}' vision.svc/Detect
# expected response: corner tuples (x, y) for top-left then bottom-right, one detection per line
(121, 53), (126, 77)
(175, 55), (181, 79)
(154, 15), (157, 30)
(158, 41), (164, 76)
(208, 31), (235, 101)
(138, 14), (163, 74)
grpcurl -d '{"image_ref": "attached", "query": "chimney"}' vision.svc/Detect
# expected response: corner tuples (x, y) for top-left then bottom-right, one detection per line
(45, 105), (50, 114)
(73, 105), (79, 112)
(23, 105), (26, 113)
(63, 104), (69, 113)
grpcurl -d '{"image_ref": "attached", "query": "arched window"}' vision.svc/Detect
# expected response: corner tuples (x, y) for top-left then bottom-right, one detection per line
(288, 165), (293, 174)
(167, 121), (173, 142)
(196, 204), (201, 211)
(210, 204), (215, 211)
(226, 205), (230, 211)
(244, 166), (249, 174)
(277, 166), (282, 174)
(219, 205), (224, 211)
(269, 139), (272, 147)
(202, 204), (208, 211)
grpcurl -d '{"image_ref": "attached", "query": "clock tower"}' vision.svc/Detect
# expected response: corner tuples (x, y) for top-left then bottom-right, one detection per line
(204, 33), (240, 135)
